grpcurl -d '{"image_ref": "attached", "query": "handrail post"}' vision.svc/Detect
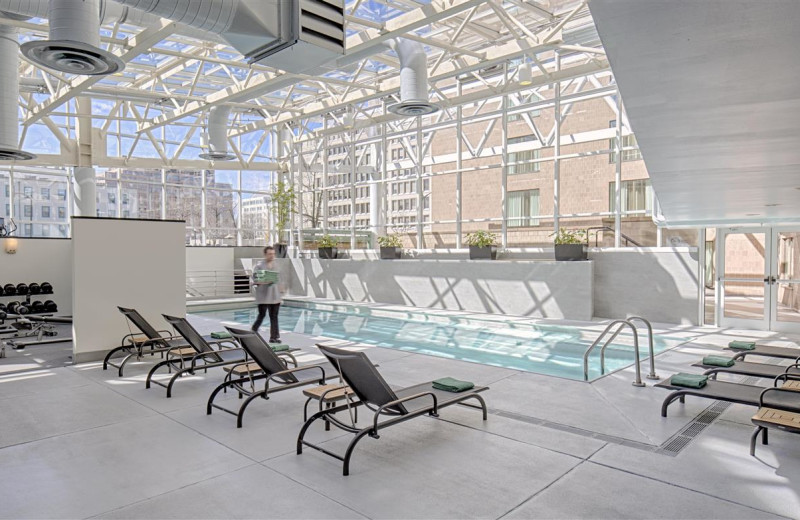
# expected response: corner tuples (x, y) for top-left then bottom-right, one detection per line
(629, 323), (644, 387)
(628, 316), (659, 380)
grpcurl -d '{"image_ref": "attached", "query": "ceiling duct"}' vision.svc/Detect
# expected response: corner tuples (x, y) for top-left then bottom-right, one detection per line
(20, 0), (124, 75)
(386, 37), (439, 117)
(198, 105), (236, 161)
(110, 0), (344, 74)
(0, 23), (35, 160)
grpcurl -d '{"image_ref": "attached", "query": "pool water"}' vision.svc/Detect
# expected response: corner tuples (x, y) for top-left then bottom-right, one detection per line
(194, 302), (681, 381)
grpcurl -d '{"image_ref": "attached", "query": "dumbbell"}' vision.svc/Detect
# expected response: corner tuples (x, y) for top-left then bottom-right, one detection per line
(29, 282), (41, 295)
(7, 301), (20, 314)
(0, 303), (6, 313)
(40, 282), (53, 294)
(44, 300), (57, 312)
(0, 310), (6, 321)
(31, 300), (44, 313)
(16, 303), (29, 315)
(4, 283), (16, 296)
(16, 283), (28, 296)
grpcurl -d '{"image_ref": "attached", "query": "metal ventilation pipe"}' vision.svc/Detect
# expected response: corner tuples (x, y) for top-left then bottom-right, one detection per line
(20, 0), (124, 75)
(387, 37), (439, 117)
(199, 105), (236, 161)
(111, 0), (239, 34)
(0, 23), (35, 160)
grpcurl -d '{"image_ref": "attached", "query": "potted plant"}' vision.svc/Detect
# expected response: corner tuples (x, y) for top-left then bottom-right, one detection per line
(465, 230), (498, 260)
(272, 181), (296, 258)
(317, 234), (338, 259)
(552, 228), (588, 261)
(377, 234), (403, 259)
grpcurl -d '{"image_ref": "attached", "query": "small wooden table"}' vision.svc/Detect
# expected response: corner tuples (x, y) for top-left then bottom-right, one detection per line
(303, 383), (358, 429)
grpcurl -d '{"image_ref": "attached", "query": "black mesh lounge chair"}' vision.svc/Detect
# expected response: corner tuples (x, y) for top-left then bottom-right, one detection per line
(656, 376), (800, 417)
(726, 344), (800, 362)
(692, 360), (800, 381)
(104, 307), (232, 376)
(145, 315), (248, 397)
(207, 327), (335, 428)
(750, 379), (800, 456)
(297, 344), (489, 476)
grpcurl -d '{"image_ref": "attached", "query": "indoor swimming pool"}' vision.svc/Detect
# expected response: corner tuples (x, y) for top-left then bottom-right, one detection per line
(194, 301), (682, 381)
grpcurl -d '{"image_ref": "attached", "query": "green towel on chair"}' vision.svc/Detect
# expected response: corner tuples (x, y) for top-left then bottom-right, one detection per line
(210, 331), (231, 339)
(670, 373), (708, 389)
(270, 343), (290, 352)
(702, 355), (735, 367)
(432, 377), (475, 393)
(728, 340), (756, 350)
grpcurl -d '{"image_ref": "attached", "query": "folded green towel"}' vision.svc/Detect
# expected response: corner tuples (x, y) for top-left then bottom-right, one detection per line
(728, 340), (756, 350)
(670, 373), (708, 389)
(210, 331), (231, 339)
(270, 343), (290, 352)
(432, 377), (475, 393)
(254, 270), (279, 284)
(702, 355), (735, 367)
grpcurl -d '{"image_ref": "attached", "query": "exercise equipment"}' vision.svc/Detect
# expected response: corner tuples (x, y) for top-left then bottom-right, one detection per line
(44, 300), (57, 312)
(31, 300), (44, 313)
(28, 283), (40, 295)
(17, 303), (28, 315)
(0, 311), (6, 321)
(7, 301), (20, 314)
(40, 282), (53, 294)
(15, 283), (28, 296)
(0, 315), (72, 355)
(0, 303), (5, 313)
(3, 284), (16, 296)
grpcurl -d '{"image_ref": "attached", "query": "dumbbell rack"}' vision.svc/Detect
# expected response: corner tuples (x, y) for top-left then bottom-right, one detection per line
(0, 285), (57, 321)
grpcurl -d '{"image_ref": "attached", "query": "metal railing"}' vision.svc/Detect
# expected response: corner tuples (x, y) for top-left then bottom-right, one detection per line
(186, 269), (252, 300)
(585, 226), (643, 248)
(582, 316), (659, 386)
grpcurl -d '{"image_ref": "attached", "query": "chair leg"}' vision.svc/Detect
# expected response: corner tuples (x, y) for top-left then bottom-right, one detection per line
(750, 426), (764, 456)
(237, 390), (267, 428)
(342, 429), (372, 476)
(762, 426), (768, 445)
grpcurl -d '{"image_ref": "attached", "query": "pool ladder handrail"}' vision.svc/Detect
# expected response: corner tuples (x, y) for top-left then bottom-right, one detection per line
(582, 317), (659, 386)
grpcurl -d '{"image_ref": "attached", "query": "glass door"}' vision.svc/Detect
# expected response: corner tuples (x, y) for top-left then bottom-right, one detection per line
(770, 228), (800, 332)
(717, 229), (770, 330)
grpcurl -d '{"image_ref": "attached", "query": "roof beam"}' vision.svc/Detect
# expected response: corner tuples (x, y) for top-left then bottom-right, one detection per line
(25, 19), (177, 126)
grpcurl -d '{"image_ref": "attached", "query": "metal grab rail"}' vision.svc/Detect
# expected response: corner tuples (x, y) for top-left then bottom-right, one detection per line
(582, 319), (645, 387)
(585, 226), (643, 248)
(186, 269), (253, 300)
(627, 316), (659, 381)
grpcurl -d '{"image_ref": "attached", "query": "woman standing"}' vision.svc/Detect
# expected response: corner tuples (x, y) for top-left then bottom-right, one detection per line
(251, 246), (284, 342)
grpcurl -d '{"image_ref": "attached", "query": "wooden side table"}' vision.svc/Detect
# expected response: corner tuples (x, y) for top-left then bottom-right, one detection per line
(303, 383), (358, 430)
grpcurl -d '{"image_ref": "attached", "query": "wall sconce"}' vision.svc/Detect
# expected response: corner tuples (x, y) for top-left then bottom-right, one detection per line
(4, 238), (18, 254)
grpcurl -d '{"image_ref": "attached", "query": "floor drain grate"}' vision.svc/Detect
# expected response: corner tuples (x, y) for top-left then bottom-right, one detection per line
(657, 400), (731, 456)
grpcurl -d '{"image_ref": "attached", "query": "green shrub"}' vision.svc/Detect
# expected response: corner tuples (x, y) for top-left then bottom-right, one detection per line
(317, 234), (338, 248)
(552, 228), (586, 245)
(465, 230), (498, 248)
(377, 234), (402, 248)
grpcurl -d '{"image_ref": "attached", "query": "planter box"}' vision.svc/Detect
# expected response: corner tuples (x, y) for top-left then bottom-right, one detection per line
(554, 244), (587, 261)
(380, 246), (402, 259)
(274, 243), (288, 258)
(318, 247), (338, 259)
(469, 245), (497, 260)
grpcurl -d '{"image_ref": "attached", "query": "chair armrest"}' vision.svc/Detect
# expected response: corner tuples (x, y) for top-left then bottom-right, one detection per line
(759, 385), (800, 407)
(277, 352), (298, 368)
(264, 364), (326, 393)
(373, 392), (438, 433)
(773, 372), (800, 386)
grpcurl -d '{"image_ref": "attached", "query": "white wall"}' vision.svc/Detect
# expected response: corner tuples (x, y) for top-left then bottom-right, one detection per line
(0, 238), (73, 313)
(590, 248), (699, 325)
(72, 218), (186, 362)
(280, 258), (594, 320)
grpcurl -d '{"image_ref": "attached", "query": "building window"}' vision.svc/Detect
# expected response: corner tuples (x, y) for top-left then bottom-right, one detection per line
(609, 179), (653, 215)
(608, 120), (643, 162)
(41, 224), (50, 237)
(23, 186), (33, 198)
(508, 109), (540, 122)
(108, 192), (116, 203)
(41, 188), (50, 200)
(24, 223), (32, 236)
(23, 205), (32, 218)
(58, 207), (66, 219)
(508, 135), (540, 175)
(41, 206), (51, 218)
(508, 189), (540, 227)
(57, 189), (67, 200)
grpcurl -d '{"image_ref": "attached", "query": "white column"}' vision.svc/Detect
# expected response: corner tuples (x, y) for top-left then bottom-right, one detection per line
(369, 142), (382, 246)
(553, 52), (561, 233)
(72, 166), (96, 217)
(456, 80), (463, 249)
(614, 92), (623, 248)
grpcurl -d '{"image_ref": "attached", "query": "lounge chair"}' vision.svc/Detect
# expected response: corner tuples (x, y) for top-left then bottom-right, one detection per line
(104, 307), (230, 376)
(656, 375), (800, 417)
(207, 327), (336, 428)
(145, 315), (256, 397)
(726, 344), (800, 363)
(693, 360), (800, 381)
(750, 380), (800, 456)
(297, 344), (489, 476)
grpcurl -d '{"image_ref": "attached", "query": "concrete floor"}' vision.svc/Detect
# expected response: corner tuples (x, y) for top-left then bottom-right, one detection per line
(1, 310), (799, 519)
